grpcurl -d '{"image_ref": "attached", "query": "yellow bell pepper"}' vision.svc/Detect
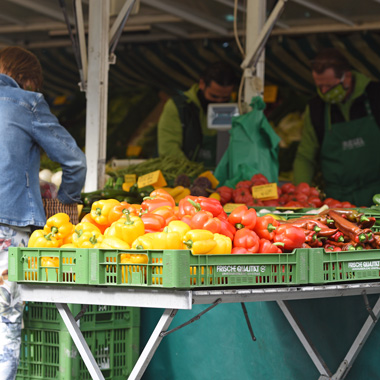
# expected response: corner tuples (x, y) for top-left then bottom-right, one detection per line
(121, 254), (148, 264)
(60, 243), (77, 248)
(209, 192), (221, 201)
(131, 234), (155, 250)
(62, 225), (75, 245)
(43, 213), (73, 240)
(72, 222), (100, 245)
(91, 199), (120, 226)
(183, 229), (216, 255)
(167, 220), (191, 239)
(75, 230), (104, 248)
(105, 214), (145, 246)
(208, 233), (232, 254)
(28, 230), (62, 248)
(132, 229), (183, 250)
(99, 237), (131, 249)
(41, 256), (60, 267)
(174, 188), (191, 203)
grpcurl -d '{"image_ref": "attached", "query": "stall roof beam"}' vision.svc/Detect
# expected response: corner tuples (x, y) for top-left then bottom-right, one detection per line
(141, 0), (229, 36)
(5, 0), (74, 24)
(290, 0), (356, 26)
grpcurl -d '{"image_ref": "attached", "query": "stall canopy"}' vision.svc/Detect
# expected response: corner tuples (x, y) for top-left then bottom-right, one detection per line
(2, 0), (380, 189)
(3, 0), (380, 96)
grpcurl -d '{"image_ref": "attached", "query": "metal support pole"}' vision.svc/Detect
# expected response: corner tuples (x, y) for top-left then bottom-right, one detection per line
(56, 303), (105, 380)
(243, 0), (266, 104)
(331, 295), (380, 380)
(84, 0), (110, 192)
(128, 308), (178, 380)
(277, 300), (332, 378)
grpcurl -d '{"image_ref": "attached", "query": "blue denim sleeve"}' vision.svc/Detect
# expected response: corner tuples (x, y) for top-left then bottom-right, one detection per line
(31, 95), (87, 203)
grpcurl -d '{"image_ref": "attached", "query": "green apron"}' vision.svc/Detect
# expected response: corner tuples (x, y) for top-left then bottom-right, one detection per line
(196, 134), (217, 169)
(321, 99), (380, 206)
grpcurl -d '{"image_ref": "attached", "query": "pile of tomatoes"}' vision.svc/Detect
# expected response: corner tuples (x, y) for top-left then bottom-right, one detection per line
(216, 174), (357, 208)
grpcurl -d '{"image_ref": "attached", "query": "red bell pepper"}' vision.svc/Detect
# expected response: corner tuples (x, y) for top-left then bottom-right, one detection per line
(231, 246), (251, 254)
(273, 224), (306, 250)
(258, 238), (284, 254)
(177, 196), (224, 218)
(189, 210), (221, 234)
(233, 228), (260, 253)
(218, 218), (236, 240)
(227, 205), (257, 230)
(141, 213), (166, 233)
(254, 215), (279, 240)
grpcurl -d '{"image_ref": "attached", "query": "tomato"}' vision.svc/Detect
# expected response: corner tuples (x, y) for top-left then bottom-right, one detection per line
(262, 199), (279, 207)
(250, 174), (269, 186)
(309, 187), (320, 197)
(295, 182), (311, 195)
(323, 198), (342, 208)
(283, 201), (304, 208)
(235, 180), (253, 189)
(281, 183), (296, 194)
(341, 201), (356, 208)
(295, 192), (308, 203)
(307, 196), (322, 208)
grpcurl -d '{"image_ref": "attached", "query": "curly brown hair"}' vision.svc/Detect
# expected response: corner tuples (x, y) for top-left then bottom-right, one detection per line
(0, 46), (43, 91)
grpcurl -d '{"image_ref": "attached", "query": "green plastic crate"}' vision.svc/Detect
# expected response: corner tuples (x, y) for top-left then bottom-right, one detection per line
(16, 325), (140, 380)
(309, 248), (380, 284)
(16, 328), (79, 380)
(23, 302), (140, 331)
(89, 248), (309, 288)
(8, 247), (90, 285)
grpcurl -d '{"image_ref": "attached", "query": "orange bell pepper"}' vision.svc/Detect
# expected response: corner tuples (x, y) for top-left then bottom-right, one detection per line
(141, 213), (166, 233)
(141, 189), (175, 212)
(151, 205), (178, 224)
(107, 202), (139, 225)
(90, 199), (120, 226)
(80, 213), (107, 234)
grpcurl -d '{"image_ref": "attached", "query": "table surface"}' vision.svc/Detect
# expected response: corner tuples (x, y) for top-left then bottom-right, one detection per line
(19, 281), (380, 309)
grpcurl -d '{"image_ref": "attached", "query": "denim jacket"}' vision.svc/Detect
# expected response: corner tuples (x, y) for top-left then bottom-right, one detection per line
(0, 74), (87, 227)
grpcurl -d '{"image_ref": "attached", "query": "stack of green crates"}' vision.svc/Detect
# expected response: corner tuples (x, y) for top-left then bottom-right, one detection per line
(16, 302), (140, 380)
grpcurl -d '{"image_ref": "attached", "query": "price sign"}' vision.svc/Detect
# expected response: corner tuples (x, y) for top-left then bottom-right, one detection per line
(122, 174), (137, 192)
(124, 174), (136, 184)
(137, 170), (167, 189)
(223, 203), (245, 213)
(251, 183), (278, 200)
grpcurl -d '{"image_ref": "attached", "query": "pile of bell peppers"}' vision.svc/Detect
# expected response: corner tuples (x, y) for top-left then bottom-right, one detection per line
(28, 189), (312, 256)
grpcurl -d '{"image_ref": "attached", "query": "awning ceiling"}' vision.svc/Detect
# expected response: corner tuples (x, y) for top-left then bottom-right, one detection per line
(2, 0), (380, 98)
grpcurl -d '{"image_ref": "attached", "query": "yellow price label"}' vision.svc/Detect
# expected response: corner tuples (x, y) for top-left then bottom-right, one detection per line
(137, 170), (167, 189)
(263, 85), (278, 103)
(251, 183), (278, 200)
(223, 203), (245, 213)
(124, 174), (136, 184)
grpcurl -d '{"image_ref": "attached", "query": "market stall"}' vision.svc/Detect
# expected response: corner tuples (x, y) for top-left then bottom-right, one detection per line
(4, 2), (380, 380)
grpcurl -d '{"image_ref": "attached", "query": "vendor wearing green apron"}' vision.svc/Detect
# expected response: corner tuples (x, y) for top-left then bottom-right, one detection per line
(157, 61), (236, 169)
(293, 48), (380, 207)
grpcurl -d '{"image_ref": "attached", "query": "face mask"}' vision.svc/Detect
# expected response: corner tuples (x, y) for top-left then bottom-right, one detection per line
(317, 75), (348, 104)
